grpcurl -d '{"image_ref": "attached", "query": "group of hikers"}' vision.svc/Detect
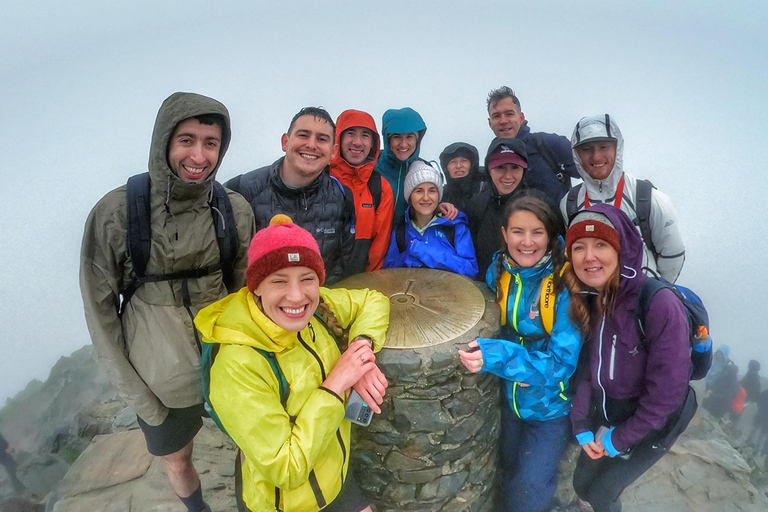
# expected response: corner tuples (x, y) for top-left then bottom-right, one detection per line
(79, 86), (706, 512)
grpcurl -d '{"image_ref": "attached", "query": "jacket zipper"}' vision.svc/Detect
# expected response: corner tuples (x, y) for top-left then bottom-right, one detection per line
(609, 335), (617, 380)
(510, 274), (524, 418)
(596, 312), (609, 421)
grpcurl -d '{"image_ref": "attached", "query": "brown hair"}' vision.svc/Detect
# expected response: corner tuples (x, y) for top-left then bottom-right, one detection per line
(563, 262), (620, 336)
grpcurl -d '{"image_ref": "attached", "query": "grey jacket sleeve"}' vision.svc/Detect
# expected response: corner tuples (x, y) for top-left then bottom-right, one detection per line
(79, 194), (169, 425)
(649, 188), (686, 282)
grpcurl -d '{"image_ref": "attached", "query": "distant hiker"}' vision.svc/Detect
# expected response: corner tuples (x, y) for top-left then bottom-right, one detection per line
(486, 86), (578, 206)
(706, 345), (732, 392)
(465, 137), (534, 275)
(383, 160), (478, 279)
(439, 142), (487, 213)
(561, 114), (686, 282)
(226, 107), (366, 284)
(330, 109), (394, 271)
(703, 363), (741, 419)
(565, 205), (697, 512)
(459, 193), (581, 512)
(195, 220), (389, 512)
(741, 359), (762, 403)
(746, 389), (768, 455)
(80, 92), (256, 512)
(0, 433), (25, 493)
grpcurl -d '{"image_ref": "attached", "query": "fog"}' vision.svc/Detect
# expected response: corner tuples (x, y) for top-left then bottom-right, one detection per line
(1, 0), (766, 402)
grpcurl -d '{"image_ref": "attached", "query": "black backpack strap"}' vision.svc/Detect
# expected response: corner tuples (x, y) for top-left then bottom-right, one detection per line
(634, 179), (657, 259)
(532, 133), (567, 185)
(565, 184), (582, 222)
(126, 173), (152, 279)
(395, 222), (406, 253)
(635, 278), (669, 348)
(210, 181), (239, 291)
(368, 171), (383, 211)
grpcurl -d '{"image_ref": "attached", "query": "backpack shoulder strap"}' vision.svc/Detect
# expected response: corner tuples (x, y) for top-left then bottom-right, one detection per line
(498, 265), (512, 326)
(253, 348), (290, 409)
(635, 179), (657, 259)
(539, 273), (556, 335)
(368, 171), (383, 211)
(126, 173), (152, 279)
(635, 278), (670, 347)
(442, 224), (456, 248)
(532, 133), (567, 184)
(565, 184), (582, 222)
(210, 181), (239, 291)
(395, 222), (407, 253)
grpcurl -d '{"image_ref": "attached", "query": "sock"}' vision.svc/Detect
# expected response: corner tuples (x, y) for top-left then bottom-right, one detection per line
(179, 484), (208, 512)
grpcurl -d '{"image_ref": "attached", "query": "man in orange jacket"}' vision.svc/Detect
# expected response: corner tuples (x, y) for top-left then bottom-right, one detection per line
(330, 110), (394, 271)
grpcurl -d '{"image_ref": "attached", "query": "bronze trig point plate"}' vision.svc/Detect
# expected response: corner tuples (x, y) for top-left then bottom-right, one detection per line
(335, 268), (485, 348)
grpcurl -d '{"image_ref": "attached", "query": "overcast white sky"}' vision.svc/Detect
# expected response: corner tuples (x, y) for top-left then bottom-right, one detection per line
(1, 1), (766, 402)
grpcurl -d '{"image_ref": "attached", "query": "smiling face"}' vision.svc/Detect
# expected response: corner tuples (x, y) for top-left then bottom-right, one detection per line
(488, 97), (526, 138)
(447, 156), (471, 178)
(167, 118), (222, 183)
(280, 115), (334, 187)
(388, 132), (418, 161)
(575, 141), (617, 180)
(489, 163), (524, 195)
(409, 182), (440, 218)
(501, 210), (549, 267)
(254, 266), (320, 332)
(570, 237), (619, 291)
(340, 126), (374, 166)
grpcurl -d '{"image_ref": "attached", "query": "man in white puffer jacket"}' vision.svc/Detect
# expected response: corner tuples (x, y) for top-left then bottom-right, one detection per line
(560, 114), (685, 282)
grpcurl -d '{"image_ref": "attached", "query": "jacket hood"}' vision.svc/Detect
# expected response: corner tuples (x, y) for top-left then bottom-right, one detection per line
(149, 92), (231, 202)
(196, 288), (308, 353)
(748, 359), (761, 373)
(440, 142), (480, 185)
(575, 204), (646, 294)
(330, 110), (381, 181)
(716, 344), (731, 360)
(380, 107), (427, 167)
(484, 137), (528, 197)
(570, 114), (624, 197)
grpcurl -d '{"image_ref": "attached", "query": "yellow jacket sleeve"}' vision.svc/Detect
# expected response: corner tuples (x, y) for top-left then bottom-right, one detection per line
(319, 287), (390, 351)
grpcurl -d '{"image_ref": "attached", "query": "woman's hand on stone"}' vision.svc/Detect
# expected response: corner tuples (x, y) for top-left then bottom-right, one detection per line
(323, 339), (376, 397)
(458, 340), (483, 373)
(353, 366), (388, 414)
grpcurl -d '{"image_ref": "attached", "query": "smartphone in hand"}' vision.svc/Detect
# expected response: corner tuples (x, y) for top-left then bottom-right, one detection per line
(345, 389), (373, 426)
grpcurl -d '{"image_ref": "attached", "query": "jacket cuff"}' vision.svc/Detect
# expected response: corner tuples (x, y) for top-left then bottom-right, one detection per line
(602, 427), (620, 457)
(575, 431), (595, 445)
(693, 336), (712, 352)
(318, 386), (344, 404)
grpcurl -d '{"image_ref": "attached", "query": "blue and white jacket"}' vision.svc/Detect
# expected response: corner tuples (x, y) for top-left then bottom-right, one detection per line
(382, 208), (478, 279)
(478, 252), (582, 421)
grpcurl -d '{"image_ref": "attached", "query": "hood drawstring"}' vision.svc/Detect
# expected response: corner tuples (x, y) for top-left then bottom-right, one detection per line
(620, 265), (637, 279)
(209, 186), (226, 232)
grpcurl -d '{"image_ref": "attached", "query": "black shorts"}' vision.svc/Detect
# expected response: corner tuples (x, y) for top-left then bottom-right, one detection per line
(136, 404), (206, 456)
(324, 472), (370, 512)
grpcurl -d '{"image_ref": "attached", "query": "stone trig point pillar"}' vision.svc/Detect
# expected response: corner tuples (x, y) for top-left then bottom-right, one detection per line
(336, 268), (501, 512)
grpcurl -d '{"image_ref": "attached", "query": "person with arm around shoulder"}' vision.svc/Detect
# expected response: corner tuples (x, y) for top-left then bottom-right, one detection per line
(195, 219), (389, 512)
(383, 160), (478, 279)
(563, 204), (696, 512)
(458, 193), (582, 512)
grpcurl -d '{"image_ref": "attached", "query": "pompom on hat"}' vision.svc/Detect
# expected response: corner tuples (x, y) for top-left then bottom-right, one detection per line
(245, 215), (326, 292)
(565, 210), (621, 256)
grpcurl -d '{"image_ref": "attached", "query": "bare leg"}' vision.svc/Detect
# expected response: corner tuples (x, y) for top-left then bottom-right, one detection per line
(161, 439), (200, 498)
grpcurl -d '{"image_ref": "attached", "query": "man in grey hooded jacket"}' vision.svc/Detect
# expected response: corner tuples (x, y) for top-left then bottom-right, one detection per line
(560, 114), (685, 282)
(80, 92), (255, 511)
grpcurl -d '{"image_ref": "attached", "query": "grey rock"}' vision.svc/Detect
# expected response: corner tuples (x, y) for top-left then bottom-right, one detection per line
(111, 406), (138, 431)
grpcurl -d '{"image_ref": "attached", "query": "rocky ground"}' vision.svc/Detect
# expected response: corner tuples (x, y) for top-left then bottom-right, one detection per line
(2, 346), (767, 511)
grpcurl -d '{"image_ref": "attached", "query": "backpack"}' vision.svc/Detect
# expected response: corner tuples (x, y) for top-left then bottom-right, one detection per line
(635, 278), (713, 381)
(565, 179), (658, 259)
(394, 222), (455, 254)
(732, 386), (747, 414)
(531, 133), (570, 193)
(366, 171), (383, 211)
(119, 172), (239, 316)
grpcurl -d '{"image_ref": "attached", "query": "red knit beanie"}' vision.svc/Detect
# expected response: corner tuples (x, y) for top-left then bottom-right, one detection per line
(245, 215), (326, 292)
(566, 210), (621, 256)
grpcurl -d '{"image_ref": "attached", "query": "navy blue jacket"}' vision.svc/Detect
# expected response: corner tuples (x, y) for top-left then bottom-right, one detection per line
(516, 122), (578, 207)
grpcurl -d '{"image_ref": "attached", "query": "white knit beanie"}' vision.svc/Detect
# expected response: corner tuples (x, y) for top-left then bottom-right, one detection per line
(403, 160), (444, 202)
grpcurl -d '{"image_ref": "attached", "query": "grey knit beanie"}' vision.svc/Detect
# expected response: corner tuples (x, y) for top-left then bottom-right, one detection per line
(403, 160), (444, 202)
